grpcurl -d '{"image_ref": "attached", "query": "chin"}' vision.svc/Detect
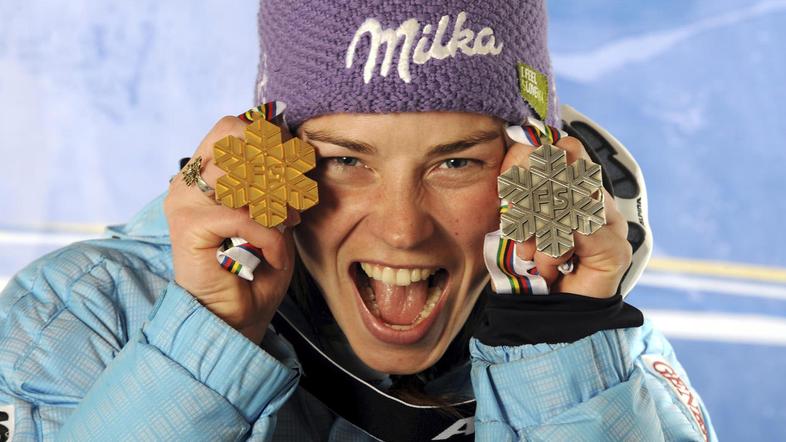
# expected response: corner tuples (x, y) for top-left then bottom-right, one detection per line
(357, 347), (442, 375)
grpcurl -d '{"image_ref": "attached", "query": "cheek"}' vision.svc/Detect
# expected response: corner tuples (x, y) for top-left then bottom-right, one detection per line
(296, 182), (370, 265)
(441, 179), (500, 242)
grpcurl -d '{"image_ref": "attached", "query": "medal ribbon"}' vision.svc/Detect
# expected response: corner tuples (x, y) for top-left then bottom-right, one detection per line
(214, 102), (287, 281)
(484, 119), (568, 295)
(220, 110), (572, 291)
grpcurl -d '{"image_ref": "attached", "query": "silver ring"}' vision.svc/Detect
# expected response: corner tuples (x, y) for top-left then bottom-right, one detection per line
(181, 156), (215, 196)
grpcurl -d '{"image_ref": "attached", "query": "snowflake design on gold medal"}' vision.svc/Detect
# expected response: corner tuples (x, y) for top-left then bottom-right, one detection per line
(498, 143), (605, 258)
(213, 119), (319, 228)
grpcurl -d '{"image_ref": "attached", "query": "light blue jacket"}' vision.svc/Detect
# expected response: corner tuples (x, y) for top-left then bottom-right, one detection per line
(0, 194), (716, 441)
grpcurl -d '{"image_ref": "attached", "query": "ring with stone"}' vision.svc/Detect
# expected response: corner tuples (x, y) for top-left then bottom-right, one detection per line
(181, 156), (215, 196)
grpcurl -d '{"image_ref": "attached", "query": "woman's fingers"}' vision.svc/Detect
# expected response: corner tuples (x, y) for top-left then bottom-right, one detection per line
(167, 114), (297, 270)
(515, 238), (537, 261)
(181, 204), (291, 271)
(169, 116), (249, 206)
(201, 116), (250, 157)
(500, 141), (536, 174)
(163, 111), (298, 342)
(250, 226), (296, 300)
(555, 231), (631, 297)
(599, 188), (628, 239)
(499, 132), (628, 295)
(533, 248), (574, 288)
(553, 135), (591, 163)
(554, 188), (631, 297)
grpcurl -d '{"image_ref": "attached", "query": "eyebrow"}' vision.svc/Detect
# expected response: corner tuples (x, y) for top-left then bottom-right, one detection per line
(303, 129), (501, 157)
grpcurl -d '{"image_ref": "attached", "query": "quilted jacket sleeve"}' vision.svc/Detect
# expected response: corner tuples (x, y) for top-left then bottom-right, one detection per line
(0, 244), (300, 441)
(470, 319), (716, 441)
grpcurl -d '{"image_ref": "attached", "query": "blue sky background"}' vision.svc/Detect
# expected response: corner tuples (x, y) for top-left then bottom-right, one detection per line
(1, 1), (785, 439)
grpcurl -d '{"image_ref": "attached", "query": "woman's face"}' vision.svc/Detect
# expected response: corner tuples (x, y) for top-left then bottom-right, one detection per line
(295, 112), (505, 374)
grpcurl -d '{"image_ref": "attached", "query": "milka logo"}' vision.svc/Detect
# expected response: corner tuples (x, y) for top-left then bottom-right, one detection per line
(346, 11), (503, 84)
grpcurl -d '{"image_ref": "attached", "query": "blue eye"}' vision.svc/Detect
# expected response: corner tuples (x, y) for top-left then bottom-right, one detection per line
(441, 158), (470, 169)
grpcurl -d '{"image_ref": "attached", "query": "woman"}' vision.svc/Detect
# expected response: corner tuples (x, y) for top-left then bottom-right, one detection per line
(0, 0), (715, 440)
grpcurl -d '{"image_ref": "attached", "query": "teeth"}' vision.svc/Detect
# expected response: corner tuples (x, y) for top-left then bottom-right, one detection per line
(396, 269), (410, 285)
(381, 267), (396, 285)
(413, 286), (441, 321)
(360, 263), (438, 287)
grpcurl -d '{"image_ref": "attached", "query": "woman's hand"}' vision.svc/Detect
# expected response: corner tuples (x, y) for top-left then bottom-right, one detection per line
(163, 116), (299, 343)
(500, 136), (631, 298)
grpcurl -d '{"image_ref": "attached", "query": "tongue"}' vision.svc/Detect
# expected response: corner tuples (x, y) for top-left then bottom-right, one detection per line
(370, 278), (429, 325)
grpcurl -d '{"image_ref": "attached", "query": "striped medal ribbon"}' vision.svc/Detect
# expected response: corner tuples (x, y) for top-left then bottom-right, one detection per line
(214, 101), (287, 281)
(484, 119), (567, 295)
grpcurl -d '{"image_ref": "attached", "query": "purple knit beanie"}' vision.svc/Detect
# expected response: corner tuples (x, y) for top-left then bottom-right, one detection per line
(256, 0), (558, 129)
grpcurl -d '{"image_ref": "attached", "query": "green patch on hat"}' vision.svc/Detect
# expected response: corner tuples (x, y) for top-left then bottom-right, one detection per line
(517, 62), (548, 120)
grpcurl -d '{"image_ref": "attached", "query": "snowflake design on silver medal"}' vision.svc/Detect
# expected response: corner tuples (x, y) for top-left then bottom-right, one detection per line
(498, 143), (606, 258)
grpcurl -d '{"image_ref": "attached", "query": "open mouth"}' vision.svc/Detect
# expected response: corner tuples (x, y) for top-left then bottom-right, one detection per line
(351, 262), (449, 344)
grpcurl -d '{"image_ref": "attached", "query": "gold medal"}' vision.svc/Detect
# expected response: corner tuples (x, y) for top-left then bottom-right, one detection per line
(213, 119), (319, 228)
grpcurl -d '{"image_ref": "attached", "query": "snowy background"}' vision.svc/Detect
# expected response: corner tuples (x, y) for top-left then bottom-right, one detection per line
(2, 1), (785, 439)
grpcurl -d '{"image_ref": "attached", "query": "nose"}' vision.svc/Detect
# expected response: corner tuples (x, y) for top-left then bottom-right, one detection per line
(369, 177), (435, 250)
